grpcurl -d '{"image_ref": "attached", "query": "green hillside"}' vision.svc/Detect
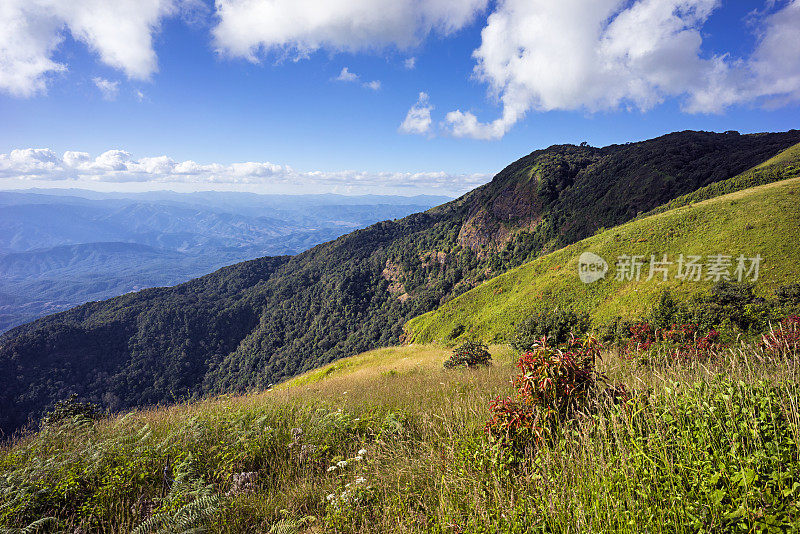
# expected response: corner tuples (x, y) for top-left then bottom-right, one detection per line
(2, 130), (799, 437)
(406, 176), (800, 344)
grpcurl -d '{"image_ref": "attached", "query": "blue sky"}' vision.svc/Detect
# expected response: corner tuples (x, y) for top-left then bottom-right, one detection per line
(0, 0), (799, 196)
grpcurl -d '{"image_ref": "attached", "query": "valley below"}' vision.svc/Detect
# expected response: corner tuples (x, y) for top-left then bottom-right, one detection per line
(0, 190), (448, 332)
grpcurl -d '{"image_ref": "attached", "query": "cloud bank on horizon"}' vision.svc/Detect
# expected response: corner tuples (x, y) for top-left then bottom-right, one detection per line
(0, 148), (491, 195)
(1, 0), (799, 142)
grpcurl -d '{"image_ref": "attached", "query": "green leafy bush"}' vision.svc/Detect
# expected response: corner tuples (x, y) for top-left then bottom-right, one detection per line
(40, 394), (100, 429)
(648, 291), (684, 330)
(511, 309), (590, 350)
(609, 283), (800, 345)
(775, 283), (800, 305)
(443, 340), (492, 369)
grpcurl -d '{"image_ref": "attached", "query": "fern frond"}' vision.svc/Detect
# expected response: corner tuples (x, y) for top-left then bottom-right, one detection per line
(0, 516), (58, 534)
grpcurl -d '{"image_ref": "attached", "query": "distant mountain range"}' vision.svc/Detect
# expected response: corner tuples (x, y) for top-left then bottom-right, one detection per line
(0, 190), (451, 331)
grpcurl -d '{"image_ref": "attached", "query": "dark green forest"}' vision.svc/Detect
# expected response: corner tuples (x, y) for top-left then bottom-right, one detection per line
(2, 130), (799, 437)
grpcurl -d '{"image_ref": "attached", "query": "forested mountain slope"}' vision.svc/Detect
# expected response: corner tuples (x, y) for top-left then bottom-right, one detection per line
(1, 130), (799, 436)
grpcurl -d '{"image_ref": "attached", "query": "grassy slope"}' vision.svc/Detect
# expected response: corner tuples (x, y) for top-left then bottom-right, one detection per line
(272, 343), (516, 392)
(406, 176), (800, 344)
(0, 344), (518, 532)
(3, 341), (799, 532)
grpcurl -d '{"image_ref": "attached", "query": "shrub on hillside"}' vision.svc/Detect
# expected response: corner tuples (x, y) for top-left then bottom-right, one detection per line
(513, 335), (602, 418)
(641, 284), (799, 341)
(626, 322), (656, 352)
(709, 280), (757, 307)
(40, 394), (100, 428)
(511, 309), (590, 351)
(554, 285), (800, 350)
(598, 316), (634, 344)
(688, 281), (761, 333)
(487, 335), (611, 447)
(775, 283), (800, 305)
(443, 340), (492, 369)
(648, 291), (686, 330)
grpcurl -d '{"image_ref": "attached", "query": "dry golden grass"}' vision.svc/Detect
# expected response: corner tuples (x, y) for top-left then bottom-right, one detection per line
(271, 344), (517, 409)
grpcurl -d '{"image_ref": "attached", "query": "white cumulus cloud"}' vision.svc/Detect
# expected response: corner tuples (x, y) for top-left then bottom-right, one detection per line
(0, 0), (186, 97)
(399, 92), (433, 136)
(92, 150), (133, 172)
(62, 151), (91, 167)
(1, 149), (61, 174)
(446, 0), (800, 140)
(363, 80), (381, 91)
(211, 0), (489, 60)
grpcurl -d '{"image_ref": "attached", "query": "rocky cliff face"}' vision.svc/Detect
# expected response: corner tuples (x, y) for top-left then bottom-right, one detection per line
(457, 177), (544, 252)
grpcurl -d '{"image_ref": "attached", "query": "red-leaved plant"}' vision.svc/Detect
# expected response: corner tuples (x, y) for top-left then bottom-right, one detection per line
(486, 334), (607, 447)
(627, 322), (655, 352)
(761, 315), (800, 358)
(624, 322), (720, 361)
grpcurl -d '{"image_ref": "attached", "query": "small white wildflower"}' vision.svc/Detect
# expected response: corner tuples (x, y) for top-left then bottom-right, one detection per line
(327, 466), (337, 472)
(337, 460), (348, 468)
(345, 483), (351, 488)
(354, 477), (366, 485)
(326, 493), (335, 501)
(353, 455), (363, 461)
(357, 448), (367, 456)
